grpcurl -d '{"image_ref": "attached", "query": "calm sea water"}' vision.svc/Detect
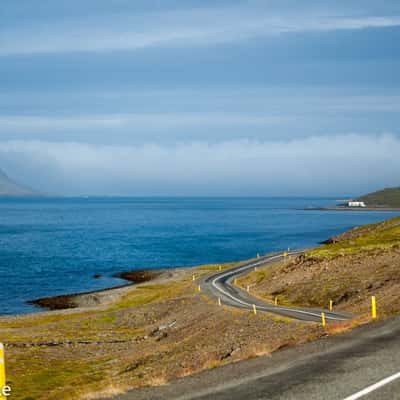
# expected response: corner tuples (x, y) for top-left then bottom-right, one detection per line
(0, 197), (398, 315)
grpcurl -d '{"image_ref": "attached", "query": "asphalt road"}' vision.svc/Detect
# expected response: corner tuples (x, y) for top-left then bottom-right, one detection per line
(201, 253), (351, 323)
(113, 317), (400, 400)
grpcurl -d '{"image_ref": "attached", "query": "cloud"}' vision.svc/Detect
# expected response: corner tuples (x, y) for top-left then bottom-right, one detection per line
(0, 113), (286, 132)
(1, 5), (400, 56)
(0, 134), (399, 195)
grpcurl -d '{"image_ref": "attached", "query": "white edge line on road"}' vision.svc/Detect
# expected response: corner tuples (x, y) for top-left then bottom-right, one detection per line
(342, 371), (400, 400)
(211, 254), (348, 322)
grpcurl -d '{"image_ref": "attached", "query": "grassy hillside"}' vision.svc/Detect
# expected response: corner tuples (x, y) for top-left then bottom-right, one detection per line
(357, 187), (400, 207)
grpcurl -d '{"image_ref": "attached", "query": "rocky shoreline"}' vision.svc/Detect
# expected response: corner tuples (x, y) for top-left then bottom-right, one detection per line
(29, 269), (167, 311)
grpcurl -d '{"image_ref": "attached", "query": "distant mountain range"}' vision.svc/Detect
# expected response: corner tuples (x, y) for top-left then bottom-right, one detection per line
(357, 187), (400, 208)
(0, 168), (38, 197)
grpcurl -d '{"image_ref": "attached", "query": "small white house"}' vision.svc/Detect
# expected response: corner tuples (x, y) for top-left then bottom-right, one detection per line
(348, 201), (366, 208)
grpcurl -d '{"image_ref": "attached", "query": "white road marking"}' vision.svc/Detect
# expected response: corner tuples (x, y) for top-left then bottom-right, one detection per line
(342, 371), (400, 400)
(210, 254), (349, 322)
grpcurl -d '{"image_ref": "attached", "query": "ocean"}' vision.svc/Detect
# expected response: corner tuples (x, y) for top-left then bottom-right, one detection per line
(0, 197), (398, 315)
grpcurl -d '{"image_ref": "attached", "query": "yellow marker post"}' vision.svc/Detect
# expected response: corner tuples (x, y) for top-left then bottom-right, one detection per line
(0, 343), (6, 400)
(197, 285), (201, 292)
(252, 304), (257, 315)
(218, 297), (221, 306)
(329, 300), (333, 312)
(219, 265), (222, 271)
(372, 296), (377, 319)
(283, 251), (288, 257)
(192, 274), (195, 281)
(246, 285), (250, 292)
(274, 297), (278, 306)
(321, 312), (326, 327)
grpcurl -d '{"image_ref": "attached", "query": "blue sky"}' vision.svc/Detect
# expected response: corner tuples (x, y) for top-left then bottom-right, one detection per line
(0, 0), (400, 196)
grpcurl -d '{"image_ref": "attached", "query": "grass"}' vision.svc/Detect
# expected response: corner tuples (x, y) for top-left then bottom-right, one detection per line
(307, 218), (400, 259)
(2, 279), (198, 399)
(110, 281), (191, 310)
(358, 186), (400, 207)
(195, 261), (242, 271)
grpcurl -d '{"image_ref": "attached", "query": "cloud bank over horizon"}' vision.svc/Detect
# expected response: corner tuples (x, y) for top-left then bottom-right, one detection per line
(1, 134), (398, 196)
(1, 0), (400, 196)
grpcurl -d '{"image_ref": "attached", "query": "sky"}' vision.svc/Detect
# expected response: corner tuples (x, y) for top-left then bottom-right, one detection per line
(1, 0), (400, 196)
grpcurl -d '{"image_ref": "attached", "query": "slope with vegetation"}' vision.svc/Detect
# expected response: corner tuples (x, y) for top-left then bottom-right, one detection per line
(238, 216), (400, 318)
(357, 186), (400, 207)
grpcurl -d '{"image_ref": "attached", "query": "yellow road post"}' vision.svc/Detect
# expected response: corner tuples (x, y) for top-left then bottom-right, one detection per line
(321, 312), (326, 327)
(0, 343), (6, 400)
(372, 296), (377, 319)
(219, 265), (222, 271)
(274, 297), (278, 306)
(198, 285), (201, 292)
(329, 300), (333, 312)
(218, 297), (221, 306)
(246, 285), (250, 292)
(252, 304), (257, 315)
(192, 274), (195, 281)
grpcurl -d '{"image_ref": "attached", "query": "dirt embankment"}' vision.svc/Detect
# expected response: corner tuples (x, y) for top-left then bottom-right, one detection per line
(239, 246), (400, 317)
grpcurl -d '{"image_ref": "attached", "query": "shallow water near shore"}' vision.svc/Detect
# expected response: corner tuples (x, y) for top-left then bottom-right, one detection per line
(0, 197), (399, 315)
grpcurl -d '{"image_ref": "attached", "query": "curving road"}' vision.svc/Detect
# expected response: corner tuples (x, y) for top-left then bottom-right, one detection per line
(201, 252), (351, 323)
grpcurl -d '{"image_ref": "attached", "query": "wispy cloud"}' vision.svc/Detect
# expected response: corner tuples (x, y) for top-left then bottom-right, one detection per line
(0, 112), (285, 132)
(1, 5), (400, 56)
(1, 134), (399, 195)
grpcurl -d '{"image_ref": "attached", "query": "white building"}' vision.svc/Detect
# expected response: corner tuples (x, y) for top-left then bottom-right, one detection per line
(348, 201), (366, 207)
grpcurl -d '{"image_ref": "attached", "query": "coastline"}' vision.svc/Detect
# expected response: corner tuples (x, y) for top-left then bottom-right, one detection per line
(3, 216), (400, 400)
(29, 269), (172, 311)
(305, 206), (400, 211)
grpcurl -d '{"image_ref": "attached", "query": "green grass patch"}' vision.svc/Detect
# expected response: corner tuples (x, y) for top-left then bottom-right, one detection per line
(307, 221), (400, 259)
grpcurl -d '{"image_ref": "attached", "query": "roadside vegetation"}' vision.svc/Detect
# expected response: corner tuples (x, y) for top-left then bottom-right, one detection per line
(1, 217), (400, 399)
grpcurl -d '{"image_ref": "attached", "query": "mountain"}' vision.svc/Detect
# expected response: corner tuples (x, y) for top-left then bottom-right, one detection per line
(357, 187), (400, 208)
(0, 168), (37, 197)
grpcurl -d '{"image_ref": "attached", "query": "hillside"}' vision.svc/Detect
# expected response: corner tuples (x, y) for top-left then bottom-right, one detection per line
(357, 187), (400, 208)
(238, 216), (400, 317)
(0, 168), (37, 196)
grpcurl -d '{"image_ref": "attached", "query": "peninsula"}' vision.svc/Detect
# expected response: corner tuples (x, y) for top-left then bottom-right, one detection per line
(307, 186), (400, 211)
